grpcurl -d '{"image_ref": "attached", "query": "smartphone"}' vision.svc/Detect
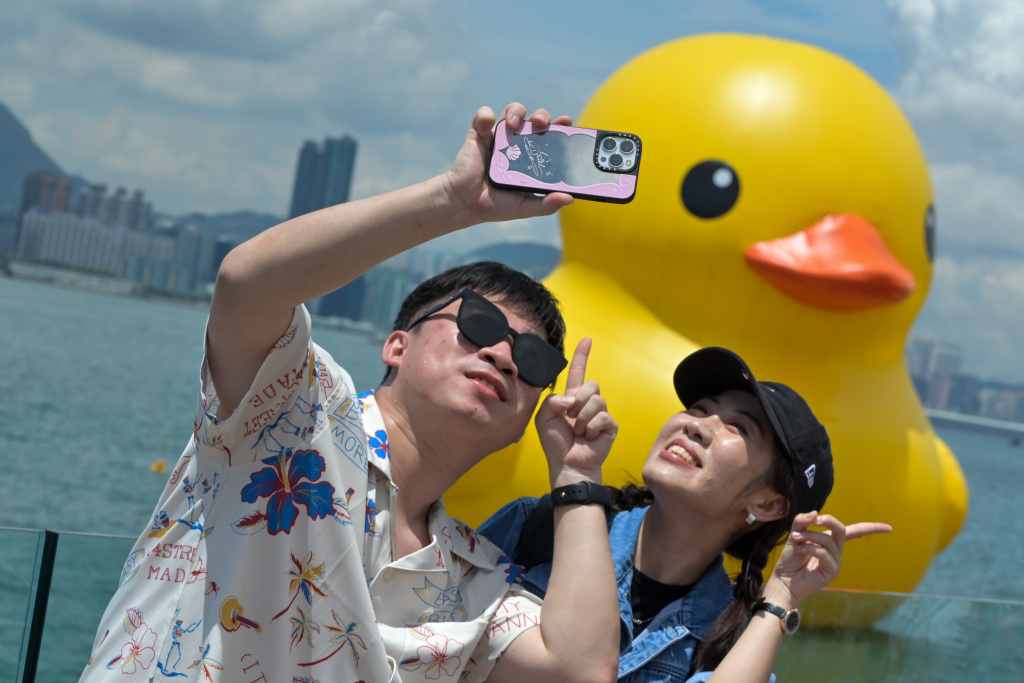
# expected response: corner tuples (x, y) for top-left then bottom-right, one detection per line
(488, 120), (641, 203)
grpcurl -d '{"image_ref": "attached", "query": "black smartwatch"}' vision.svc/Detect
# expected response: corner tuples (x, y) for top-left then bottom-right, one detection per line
(752, 598), (800, 635)
(550, 481), (615, 509)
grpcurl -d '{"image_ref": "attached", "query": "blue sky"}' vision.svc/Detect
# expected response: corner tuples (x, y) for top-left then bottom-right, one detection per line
(2, 0), (1024, 382)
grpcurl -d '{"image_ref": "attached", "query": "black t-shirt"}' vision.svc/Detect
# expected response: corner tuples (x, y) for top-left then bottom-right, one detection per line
(630, 567), (695, 637)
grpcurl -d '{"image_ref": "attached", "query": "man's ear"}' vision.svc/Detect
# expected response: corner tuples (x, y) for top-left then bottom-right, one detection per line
(381, 330), (409, 370)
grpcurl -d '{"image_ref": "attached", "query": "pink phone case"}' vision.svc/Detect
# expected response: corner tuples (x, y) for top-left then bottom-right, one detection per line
(488, 120), (641, 203)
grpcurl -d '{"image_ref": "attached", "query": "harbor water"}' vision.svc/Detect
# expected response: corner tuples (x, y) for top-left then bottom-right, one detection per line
(2, 275), (1022, 680)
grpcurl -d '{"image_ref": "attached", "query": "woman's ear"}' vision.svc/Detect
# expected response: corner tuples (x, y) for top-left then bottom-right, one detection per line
(749, 490), (790, 523)
(381, 330), (409, 370)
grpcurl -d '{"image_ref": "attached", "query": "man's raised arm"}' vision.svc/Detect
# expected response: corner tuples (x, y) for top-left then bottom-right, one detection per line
(206, 104), (574, 418)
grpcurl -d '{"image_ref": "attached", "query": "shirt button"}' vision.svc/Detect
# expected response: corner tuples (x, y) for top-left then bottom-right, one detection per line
(382, 568), (394, 581)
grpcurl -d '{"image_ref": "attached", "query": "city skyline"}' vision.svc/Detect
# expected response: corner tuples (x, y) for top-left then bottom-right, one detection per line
(2, 1), (1023, 383)
(6, 156), (1024, 409)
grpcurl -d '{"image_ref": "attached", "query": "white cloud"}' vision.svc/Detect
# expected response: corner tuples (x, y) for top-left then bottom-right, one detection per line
(915, 255), (1024, 382)
(890, 0), (1024, 176)
(890, 0), (1024, 381)
(0, 0), (480, 216)
(930, 162), (1024, 253)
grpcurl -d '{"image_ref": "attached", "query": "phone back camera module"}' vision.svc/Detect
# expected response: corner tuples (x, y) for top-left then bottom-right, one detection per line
(595, 134), (640, 172)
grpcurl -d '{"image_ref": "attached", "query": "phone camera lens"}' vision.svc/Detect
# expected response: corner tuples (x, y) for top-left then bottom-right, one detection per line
(609, 153), (624, 168)
(601, 137), (617, 152)
(619, 139), (635, 154)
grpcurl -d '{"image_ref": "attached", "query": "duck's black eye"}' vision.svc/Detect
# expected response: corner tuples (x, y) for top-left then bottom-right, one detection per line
(681, 160), (740, 219)
(924, 204), (936, 263)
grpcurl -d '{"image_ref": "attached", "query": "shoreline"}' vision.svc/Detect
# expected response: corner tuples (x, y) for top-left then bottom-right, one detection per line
(925, 408), (1024, 439)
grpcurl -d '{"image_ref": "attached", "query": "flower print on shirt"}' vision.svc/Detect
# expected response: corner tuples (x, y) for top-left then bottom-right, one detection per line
(367, 429), (389, 460)
(500, 556), (526, 586)
(106, 611), (157, 676)
(239, 449), (336, 535)
(399, 626), (465, 680)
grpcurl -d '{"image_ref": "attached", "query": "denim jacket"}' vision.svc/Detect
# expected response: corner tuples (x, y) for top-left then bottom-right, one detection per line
(480, 499), (775, 682)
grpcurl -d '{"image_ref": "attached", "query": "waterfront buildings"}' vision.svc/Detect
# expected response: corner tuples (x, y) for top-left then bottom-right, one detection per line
(908, 337), (1024, 422)
(13, 175), (204, 294)
(16, 172), (73, 248)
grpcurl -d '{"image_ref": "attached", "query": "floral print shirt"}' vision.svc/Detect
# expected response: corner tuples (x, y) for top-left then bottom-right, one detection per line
(80, 305), (542, 683)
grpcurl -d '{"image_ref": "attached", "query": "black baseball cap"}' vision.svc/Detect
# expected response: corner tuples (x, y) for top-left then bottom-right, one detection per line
(673, 347), (834, 514)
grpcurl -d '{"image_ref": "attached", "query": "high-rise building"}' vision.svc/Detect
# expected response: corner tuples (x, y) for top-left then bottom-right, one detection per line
(74, 184), (152, 231)
(16, 172), (73, 247)
(288, 135), (357, 219)
(288, 134), (360, 316)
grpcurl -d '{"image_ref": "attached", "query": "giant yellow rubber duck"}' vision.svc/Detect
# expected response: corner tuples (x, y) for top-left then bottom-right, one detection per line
(448, 34), (967, 616)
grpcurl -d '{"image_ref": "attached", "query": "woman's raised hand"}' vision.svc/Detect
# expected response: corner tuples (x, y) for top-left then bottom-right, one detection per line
(534, 338), (619, 489)
(763, 513), (893, 608)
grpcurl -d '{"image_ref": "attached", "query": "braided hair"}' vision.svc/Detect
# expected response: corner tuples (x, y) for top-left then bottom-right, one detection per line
(614, 436), (799, 674)
(691, 438), (798, 673)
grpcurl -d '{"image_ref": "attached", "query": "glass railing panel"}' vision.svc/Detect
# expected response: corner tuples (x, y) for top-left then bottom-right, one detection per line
(33, 531), (134, 683)
(6, 530), (1024, 682)
(776, 590), (1024, 681)
(0, 528), (42, 683)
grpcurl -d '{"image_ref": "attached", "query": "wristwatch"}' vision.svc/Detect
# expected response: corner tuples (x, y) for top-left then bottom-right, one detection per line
(550, 481), (615, 509)
(752, 598), (800, 635)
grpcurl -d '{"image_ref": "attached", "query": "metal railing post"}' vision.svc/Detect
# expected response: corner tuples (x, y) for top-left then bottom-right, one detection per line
(16, 530), (59, 683)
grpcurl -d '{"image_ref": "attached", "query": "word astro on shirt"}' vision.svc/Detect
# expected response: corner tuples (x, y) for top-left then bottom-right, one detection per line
(80, 305), (542, 683)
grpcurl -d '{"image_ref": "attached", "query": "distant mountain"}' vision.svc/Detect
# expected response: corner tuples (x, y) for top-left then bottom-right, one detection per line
(170, 210), (284, 240)
(467, 241), (562, 280)
(0, 101), (63, 213)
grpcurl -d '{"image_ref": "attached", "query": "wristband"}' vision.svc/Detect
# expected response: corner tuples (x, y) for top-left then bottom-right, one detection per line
(550, 481), (615, 509)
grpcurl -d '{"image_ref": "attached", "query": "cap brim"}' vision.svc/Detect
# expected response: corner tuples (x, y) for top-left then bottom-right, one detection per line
(673, 347), (792, 459)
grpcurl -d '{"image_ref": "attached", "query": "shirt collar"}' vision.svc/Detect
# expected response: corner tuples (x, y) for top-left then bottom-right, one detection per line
(428, 499), (506, 579)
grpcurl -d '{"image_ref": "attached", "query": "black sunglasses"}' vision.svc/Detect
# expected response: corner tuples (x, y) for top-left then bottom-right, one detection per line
(406, 289), (567, 388)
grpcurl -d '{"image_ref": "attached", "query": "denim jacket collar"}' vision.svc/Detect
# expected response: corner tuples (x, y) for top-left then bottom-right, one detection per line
(611, 507), (735, 679)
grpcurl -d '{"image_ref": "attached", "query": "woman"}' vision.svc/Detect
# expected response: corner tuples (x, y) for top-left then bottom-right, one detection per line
(481, 346), (891, 682)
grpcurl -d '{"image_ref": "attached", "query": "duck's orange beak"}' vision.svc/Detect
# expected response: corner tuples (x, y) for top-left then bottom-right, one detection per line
(744, 214), (915, 312)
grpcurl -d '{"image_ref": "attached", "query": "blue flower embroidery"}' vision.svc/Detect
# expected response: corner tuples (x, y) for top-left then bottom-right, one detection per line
(240, 449), (336, 535)
(499, 555), (526, 586)
(367, 430), (389, 460)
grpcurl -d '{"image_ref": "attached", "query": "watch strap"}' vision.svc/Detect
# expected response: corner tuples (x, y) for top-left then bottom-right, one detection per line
(752, 598), (786, 620)
(550, 481), (615, 509)
(752, 598), (800, 634)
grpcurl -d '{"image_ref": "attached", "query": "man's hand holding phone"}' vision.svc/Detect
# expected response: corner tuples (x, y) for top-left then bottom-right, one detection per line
(444, 103), (576, 224)
(487, 108), (642, 204)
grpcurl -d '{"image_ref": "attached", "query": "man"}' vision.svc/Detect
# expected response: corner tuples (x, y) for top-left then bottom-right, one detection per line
(80, 103), (619, 683)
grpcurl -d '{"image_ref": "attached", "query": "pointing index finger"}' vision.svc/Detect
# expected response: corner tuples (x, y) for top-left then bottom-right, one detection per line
(845, 522), (894, 542)
(564, 338), (592, 394)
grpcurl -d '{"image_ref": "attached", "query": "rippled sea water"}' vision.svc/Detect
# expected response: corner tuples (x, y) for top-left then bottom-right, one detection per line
(2, 275), (1023, 681)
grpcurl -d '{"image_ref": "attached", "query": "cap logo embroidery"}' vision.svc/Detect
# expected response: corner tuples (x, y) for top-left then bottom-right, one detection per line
(804, 464), (816, 488)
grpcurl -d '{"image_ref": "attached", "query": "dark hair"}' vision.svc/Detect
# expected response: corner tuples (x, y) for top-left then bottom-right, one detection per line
(615, 438), (799, 675)
(612, 482), (655, 510)
(380, 260), (566, 384)
(692, 437), (798, 673)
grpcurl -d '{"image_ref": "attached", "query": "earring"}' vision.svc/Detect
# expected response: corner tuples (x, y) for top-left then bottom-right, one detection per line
(745, 513), (757, 525)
